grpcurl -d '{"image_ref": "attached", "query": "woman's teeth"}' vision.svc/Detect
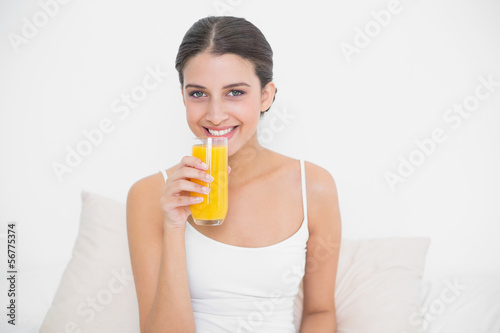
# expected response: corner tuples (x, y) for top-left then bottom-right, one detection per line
(207, 127), (236, 136)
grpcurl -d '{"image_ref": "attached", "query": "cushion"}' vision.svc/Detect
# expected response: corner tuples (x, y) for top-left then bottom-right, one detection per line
(294, 237), (430, 332)
(40, 191), (139, 333)
(41, 191), (430, 332)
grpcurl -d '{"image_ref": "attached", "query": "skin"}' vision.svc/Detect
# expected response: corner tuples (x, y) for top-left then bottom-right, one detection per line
(127, 51), (342, 332)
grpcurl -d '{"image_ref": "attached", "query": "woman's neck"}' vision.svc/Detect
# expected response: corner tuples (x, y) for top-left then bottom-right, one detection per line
(228, 134), (269, 187)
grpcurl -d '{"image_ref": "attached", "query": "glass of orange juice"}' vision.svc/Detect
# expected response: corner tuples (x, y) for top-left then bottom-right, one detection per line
(190, 137), (228, 226)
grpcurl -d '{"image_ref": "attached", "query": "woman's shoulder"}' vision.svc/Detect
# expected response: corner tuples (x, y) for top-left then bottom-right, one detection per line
(130, 164), (178, 190)
(126, 164), (178, 212)
(268, 150), (336, 187)
(303, 161), (337, 191)
(267, 151), (338, 207)
(301, 160), (340, 232)
(268, 151), (339, 217)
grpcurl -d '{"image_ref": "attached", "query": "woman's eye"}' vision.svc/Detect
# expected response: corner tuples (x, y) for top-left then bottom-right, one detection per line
(228, 90), (244, 97)
(190, 91), (206, 98)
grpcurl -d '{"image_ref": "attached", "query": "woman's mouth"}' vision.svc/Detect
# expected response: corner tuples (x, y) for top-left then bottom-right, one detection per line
(203, 126), (238, 139)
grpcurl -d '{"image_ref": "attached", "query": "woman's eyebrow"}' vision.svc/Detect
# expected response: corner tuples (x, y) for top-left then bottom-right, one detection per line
(185, 84), (206, 89)
(222, 82), (251, 89)
(184, 82), (251, 89)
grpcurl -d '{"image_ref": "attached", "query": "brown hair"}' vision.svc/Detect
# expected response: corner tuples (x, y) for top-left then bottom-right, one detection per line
(175, 16), (276, 111)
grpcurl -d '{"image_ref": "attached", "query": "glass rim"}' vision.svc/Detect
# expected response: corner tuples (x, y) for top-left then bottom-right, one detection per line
(192, 136), (228, 144)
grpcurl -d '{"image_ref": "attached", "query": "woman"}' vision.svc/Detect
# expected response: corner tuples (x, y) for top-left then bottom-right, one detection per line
(127, 16), (341, 332)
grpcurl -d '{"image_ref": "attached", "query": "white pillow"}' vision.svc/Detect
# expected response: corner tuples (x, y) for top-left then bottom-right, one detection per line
(41, 191), (430, 333)
(40, 191), (139, 333)
(293, 237), (430, 333)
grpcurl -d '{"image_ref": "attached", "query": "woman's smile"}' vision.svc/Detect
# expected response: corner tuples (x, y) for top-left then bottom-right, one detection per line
(203, 125), (239, 139)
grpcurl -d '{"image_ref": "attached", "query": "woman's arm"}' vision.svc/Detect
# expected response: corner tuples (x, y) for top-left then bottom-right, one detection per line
(127, 175), (196, 333)
(299, 162), (342, 332)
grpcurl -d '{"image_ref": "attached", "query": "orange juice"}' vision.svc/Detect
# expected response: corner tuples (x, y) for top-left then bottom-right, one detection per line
(190, 139), (228, 225)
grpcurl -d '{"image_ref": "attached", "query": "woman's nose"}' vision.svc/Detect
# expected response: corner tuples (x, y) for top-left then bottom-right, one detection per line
(205, 98), (229, 125)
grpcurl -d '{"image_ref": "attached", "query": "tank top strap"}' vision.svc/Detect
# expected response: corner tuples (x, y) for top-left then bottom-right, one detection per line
(300, 159), (308, 223)
(159, 169), (168, 183)
(159, 163), (307, 221)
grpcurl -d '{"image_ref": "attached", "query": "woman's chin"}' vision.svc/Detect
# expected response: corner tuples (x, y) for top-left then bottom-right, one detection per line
(228, 146), (238, 157)
(228, 143), (244, 158)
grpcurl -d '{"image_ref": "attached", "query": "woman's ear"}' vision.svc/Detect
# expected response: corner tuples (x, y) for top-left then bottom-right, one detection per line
(261, 82), (276, 112)
(181, 86), (187, 107)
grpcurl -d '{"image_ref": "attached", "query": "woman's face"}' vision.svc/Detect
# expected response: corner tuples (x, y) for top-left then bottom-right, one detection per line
(182, 52), (274, 156)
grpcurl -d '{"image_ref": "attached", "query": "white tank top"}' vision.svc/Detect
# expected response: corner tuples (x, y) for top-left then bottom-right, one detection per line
(160, 159), (309, 332)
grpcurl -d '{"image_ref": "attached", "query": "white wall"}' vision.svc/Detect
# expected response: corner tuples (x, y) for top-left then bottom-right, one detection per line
(1, 0), (499, 293)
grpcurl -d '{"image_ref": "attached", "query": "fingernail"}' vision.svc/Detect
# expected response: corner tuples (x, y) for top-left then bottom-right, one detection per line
(201, 162), (208, 170)
(202, 186), (211, 194)
(206, 174), (214, 182)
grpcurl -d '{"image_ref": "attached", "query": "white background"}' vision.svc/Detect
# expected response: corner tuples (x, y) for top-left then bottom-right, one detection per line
(0, 0), (499, 330)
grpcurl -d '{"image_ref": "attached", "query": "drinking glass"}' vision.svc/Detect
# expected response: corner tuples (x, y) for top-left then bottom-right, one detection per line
(190, 137), (228, 226)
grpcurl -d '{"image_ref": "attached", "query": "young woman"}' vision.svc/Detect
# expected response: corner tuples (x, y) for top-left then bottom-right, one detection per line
(127, 16), (341, 333)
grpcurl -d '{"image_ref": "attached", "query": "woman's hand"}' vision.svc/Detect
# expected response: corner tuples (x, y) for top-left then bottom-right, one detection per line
(160, 156), (213, 230)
